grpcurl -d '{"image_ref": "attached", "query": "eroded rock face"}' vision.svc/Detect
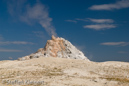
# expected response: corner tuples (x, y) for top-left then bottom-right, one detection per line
(18, 36), (89, 61)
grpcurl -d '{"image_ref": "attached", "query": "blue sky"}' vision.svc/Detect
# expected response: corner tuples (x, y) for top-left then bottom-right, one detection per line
(0, 0), (129, 62)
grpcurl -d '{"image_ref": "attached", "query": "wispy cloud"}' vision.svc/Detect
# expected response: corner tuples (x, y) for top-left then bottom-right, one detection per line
(75, 18), (88, 22)
(7, 0), (26, 16)
(66, 18), (116, 30)
(88, 18), (114, 23)
(65, 18), (114, 24)
(8, 57), (13, 59)
(65, 20), (77, 23)
(0, 35), (3, 40)
(118, 51), (128, 54)
(84, 24), (116, 30)
(65, 18), (88, 23)
(83, 18), (116, 30)
(8, 0), (57, 37)
(0, 41), (34, 45)
(33, 31), (46, 39)
(0, 49), (22, 52)
(101, 42), (129, 46)
(89, 0), (129, 10)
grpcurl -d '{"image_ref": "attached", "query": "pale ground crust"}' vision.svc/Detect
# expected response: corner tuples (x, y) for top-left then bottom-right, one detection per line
(0, 57), (129, 86)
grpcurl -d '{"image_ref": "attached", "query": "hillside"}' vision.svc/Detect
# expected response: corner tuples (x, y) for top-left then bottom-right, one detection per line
(18, 35), (89, 61)
(0, 57), (129, 86)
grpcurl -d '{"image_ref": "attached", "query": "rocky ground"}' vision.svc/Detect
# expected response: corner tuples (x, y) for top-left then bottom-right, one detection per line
(0, 57), (129, 86)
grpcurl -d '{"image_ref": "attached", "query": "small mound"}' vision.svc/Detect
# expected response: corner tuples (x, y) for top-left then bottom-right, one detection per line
(18, 36), (89, 61)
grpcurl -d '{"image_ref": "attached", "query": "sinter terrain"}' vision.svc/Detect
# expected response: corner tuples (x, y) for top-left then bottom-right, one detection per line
(0, 36), (129, 86)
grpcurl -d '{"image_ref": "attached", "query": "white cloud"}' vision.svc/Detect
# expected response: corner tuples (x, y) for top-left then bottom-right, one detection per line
(89, 0), (129, 10)
(0, 49), (22, 52)
(65, 20), (77, 23)
(8, 0), (57, 37)
(101, 42), (129, 46)
(0, 41), (34, 45)
(84, 24), (116, 30)
(88, 18), (114, 23)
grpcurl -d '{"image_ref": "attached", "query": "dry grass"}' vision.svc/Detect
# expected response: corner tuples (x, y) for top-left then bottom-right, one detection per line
(0, 66), (63, 78)
(105, 77), (129, 83)
(1, 57), (129, 86)
(0, 66), (63, 86)
(100, 75), (129, 84)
